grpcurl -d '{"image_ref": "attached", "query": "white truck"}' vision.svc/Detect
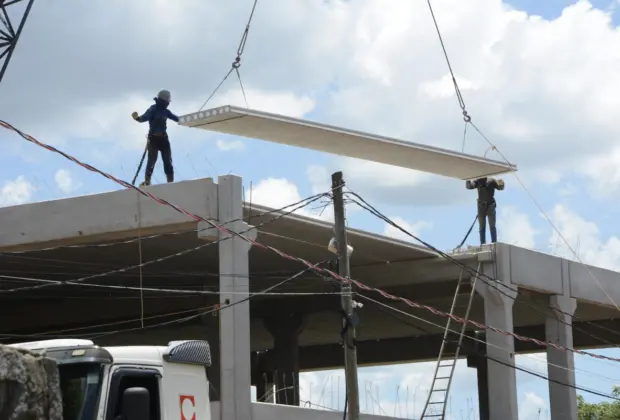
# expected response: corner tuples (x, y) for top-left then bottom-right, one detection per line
(0, 338), (213, 420)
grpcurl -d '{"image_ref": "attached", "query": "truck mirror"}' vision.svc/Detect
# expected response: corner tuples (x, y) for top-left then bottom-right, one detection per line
(122, 387), (150, 420)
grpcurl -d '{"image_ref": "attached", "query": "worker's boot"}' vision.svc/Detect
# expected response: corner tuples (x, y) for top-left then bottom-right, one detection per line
(490, 227), (497, 243)
(139, 176), (151, 188)
(166, 173), (174, 183)
(479, 230), (486, 245)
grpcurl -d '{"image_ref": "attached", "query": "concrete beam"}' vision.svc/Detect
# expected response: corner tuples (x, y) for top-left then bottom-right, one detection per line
(496, 244), (620, 309)
(286, 320), (620, 371)
(0, 178), (218, 252)
(350, 255), (478, 287)
(568, 261), (620, 309)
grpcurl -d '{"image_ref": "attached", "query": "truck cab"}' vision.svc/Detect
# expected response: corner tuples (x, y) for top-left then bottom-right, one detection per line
(7, 338), (213, 420)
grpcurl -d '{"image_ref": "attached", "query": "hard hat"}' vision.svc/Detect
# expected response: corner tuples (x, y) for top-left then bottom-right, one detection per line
(157, 89), (171, 102)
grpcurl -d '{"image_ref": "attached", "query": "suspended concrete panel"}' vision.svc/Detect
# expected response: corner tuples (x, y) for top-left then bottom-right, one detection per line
(179, 106), (517, 180)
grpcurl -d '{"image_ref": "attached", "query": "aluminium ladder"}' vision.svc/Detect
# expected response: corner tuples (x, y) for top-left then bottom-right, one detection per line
(419, 262), (482, 419)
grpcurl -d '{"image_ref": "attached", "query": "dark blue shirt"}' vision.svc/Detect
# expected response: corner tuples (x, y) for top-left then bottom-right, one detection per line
(137, 100), (179, 136)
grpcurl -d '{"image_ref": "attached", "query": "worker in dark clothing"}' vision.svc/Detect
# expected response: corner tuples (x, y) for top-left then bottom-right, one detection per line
(131, 90), (179, 187)
(466, 177), (505, 245)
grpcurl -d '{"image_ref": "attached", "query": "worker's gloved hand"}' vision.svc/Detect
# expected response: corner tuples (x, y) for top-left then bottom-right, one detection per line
(131, 111), (139, 120)
(497, 179), (505, 187)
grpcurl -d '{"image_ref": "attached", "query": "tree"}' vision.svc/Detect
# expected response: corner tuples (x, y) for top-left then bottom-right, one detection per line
(578, 386), (620, 420)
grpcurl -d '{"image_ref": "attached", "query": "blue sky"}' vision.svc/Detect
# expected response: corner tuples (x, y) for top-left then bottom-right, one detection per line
(2, 0), (620, 418)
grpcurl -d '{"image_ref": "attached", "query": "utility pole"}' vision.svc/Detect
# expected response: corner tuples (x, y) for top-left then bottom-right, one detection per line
(331, 171), (360, 419)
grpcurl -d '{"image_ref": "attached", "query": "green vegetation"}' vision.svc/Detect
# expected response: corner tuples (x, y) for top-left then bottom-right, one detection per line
(578, 387), (620, 419)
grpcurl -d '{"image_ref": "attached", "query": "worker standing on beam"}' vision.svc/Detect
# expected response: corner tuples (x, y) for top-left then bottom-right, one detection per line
(466, 177), (505, 245)
(131, 90), (179, 187)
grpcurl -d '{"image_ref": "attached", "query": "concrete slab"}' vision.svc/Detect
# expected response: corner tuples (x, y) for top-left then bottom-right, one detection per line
(178, 106), (517, 180)
(0, 178), (218, 252)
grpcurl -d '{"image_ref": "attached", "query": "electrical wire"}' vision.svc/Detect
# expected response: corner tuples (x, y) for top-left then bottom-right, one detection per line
(469, 121), (620, 313)
(423, 0), (619, 313)
(83, 262), (320, 340)
(359, 294), (620, 402)
(0, 190), (328, 294)
(2, 264), (323, 341)
(0, 191), (326, 255)
(345, 190), (620, 348)
(6, 123), (617, 365)
(359, 293), (620, 381)
(351, 190), (620, 349)
(0, 273), (343, 297)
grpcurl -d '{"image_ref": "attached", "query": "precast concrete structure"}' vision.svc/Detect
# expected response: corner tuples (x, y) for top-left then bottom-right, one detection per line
(1, 177), (620, 420)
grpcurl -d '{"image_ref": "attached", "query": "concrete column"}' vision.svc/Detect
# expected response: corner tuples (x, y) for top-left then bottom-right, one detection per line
(546, 277), (578, 419)
(475, 261), (518, 420)
(200, 175), (256, 420)
(264, 312), (305, 406)
(466, 331), (489, 420)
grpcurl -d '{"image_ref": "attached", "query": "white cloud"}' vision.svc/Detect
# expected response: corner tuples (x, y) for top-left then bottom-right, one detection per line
(518, 391), (547, 420)
(54, 169), (81, 194)
(249, 177), (333, 222)
(216, 138), (245, 152)
(579, 146), (620, 196)
(548, 204), (620, 270)
(7, 0), (620, 207)
(498, 205), (537, 248)
(383, 216), (433, 243)
(0, 176), (35, 207)
(306, 165), (331, 195)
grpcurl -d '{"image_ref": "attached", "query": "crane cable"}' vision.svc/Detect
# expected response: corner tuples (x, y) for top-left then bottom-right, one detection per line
(426, 0), (471, 128)
(198, 0), (258, 111)
(425, 0), (620, 311)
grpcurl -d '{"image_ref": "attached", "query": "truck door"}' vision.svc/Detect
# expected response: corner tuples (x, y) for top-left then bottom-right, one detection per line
(104, 366), (164, 420)
(161, 362), (211, 420)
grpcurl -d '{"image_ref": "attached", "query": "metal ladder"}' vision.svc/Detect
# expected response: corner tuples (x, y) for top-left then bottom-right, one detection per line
(420, 262), (482, 419)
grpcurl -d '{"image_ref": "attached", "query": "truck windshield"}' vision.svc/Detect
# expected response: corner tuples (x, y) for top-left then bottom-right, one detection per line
(59, 363), (102, 420)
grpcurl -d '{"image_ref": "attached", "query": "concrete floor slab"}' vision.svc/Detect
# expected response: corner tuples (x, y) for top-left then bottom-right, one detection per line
(178, 106), (516, 180)
(0, 178), (218, 252)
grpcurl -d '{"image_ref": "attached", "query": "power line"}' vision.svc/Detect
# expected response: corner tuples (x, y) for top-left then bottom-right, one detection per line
(469, 121), (620, 313)
(424, 0), (618, 314)
(0, 274), (342, 297)
(0, 192), (327, 294)
(359, 293), (620, 402)
(0, 191), (324, 255)
(2, 264), (321, 341)
(345, 190), (620, 349)
(5, 122), (616, 365)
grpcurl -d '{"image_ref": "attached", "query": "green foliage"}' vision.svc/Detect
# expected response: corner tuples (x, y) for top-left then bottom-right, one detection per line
(578, 386), (620, 420)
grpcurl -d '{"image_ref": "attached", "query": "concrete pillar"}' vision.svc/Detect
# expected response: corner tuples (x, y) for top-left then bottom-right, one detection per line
(546, 280), (578, 419)
(466, 331), (489, 420)
(200, 175), (256, 420)
(475, 261), (518, 420)
(264, 312), (305, 406)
